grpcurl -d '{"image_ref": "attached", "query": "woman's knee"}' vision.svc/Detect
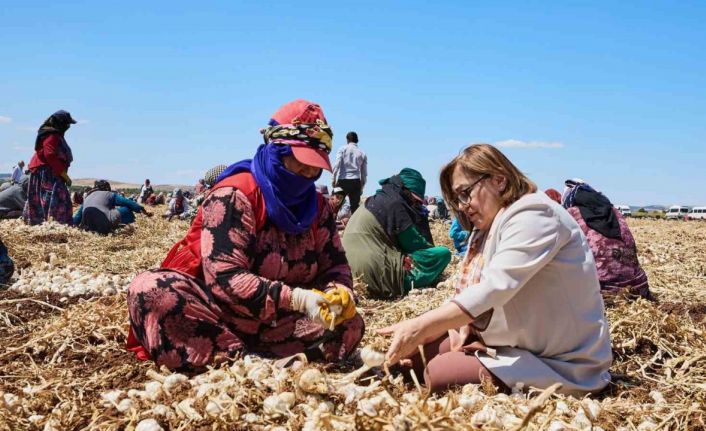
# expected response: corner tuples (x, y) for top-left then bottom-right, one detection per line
(423, 352), (489, 394)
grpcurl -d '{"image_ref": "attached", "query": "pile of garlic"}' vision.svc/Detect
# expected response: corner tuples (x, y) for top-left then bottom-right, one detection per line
(36, 348), (666, 430)
(97, 349), (397, 429)
(10, 255), (130, 297)
(1, 219), (78, 237)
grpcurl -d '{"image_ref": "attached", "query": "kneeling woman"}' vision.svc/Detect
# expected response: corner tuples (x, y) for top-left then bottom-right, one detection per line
(380, 144), (612, 396)
(127, 100), (362, 370)
(73, 180), (152, 234)
(343, 168), (451, 298)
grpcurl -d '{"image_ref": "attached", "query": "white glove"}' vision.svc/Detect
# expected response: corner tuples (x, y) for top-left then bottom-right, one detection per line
(290, 288), (329, 328)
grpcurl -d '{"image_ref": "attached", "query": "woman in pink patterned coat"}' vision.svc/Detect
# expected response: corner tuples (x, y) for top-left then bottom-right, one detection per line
(562, 179), (651, 300)
(127, 100), (363, 370)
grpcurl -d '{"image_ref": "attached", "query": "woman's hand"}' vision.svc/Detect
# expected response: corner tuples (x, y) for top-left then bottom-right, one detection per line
(322, 284), (357, 326)
(377, 317), (431, 365)
(378, 302), (474, 365)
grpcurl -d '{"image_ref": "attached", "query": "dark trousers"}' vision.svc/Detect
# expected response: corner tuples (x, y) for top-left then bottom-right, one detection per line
(335, 178), (362, 213)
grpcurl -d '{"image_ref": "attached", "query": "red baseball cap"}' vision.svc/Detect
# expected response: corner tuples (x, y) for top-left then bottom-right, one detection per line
(265, 99), (334, 172)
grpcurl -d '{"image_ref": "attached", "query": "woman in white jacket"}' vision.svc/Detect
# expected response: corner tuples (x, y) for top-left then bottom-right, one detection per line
(379, 143), (612, 396)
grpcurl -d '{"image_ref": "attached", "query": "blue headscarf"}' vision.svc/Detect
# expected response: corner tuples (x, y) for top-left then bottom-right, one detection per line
(216, 144), (320, 234)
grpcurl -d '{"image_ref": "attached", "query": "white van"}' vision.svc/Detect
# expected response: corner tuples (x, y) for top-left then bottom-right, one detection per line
(666, 205), (690, 220)
(615, 205), (631, 216)
(687, 206), (706, 220)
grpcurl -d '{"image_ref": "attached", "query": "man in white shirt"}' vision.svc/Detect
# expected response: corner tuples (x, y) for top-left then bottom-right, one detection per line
(332, 131), (367, 213)
(11, 161), (24, 184)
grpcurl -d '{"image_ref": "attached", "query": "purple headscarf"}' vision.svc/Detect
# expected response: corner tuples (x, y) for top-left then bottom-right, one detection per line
(216, 144), (321, 234)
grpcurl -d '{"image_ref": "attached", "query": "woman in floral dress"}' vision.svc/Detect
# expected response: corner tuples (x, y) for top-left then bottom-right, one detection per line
(23, 110), (77, 225)
(127, 100), (363, 370)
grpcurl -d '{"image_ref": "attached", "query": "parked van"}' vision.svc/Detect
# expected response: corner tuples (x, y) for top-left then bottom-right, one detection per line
(615, 205), (631, 216)
(687, 206), (706, 220)
(666, 205), (690, 220)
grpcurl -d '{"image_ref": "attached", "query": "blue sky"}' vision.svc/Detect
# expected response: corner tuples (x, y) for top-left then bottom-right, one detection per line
(1, 1), (705, 205)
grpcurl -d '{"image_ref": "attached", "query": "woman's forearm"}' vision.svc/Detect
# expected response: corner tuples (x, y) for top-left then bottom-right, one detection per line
(419, 302), (473, 339)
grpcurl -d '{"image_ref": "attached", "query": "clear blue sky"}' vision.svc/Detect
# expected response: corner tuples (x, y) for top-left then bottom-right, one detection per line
(1, 1), (705, 205)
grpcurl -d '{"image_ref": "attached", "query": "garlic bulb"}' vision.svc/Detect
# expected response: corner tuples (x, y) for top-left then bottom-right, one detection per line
(341, 347), (386, 383)
(263, 392), (295, 417)
(135, 418), (164, 431)
(649, 390), (666, 405)
(116, 398), (133, 413)
(637, 420), (658, 431)
(555, 400), (571, 416)
(298, 368), (328, 394)
(581, 398), (602, 420)
(571, 409), (592, 430)
(548, 420), (568, 431)
(471, 405), (502, 429)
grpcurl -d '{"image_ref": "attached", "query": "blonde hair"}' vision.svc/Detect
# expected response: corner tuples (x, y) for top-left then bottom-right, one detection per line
(440, 143), (537, 230)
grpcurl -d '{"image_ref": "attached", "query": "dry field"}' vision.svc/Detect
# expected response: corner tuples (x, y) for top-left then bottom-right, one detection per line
(0, 215), (704, 430)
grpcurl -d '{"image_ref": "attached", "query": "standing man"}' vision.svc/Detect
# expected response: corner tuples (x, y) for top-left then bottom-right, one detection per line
(332, 131), (367, 213)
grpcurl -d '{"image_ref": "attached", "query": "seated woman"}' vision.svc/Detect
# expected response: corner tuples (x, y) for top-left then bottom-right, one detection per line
(448, 217), (469, 255)
(0, 175), (29, 219)
(0, 238), (14, 287)
(379, 144), (612, 396)
(73, 180), (152, 234)
(562, 179), (651, 300)
(330, 187), (352, 230)
(343, 168), (451, 298)
(126, 99), (363, 370)
(163, 188), (190, 220)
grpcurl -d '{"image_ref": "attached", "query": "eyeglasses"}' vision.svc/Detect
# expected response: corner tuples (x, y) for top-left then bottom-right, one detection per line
(455, 174), (489, 206)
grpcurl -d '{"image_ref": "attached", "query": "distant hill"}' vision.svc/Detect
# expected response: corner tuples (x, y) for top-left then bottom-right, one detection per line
(0, 173), (10, 180)
(73, 178), (193, 192)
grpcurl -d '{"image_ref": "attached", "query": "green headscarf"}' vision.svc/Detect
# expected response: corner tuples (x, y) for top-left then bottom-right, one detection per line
(379, 168), (425, 198)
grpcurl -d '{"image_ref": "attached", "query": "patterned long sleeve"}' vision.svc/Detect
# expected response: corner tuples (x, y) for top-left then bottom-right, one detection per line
(314, 199), (353, 291)
(200, 187), (293, 324)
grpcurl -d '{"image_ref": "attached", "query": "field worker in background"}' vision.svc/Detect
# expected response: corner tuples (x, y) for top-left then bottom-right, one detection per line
(0, 238), (14, 287)
(163, 188), (190, 220)
(186, 165), (228, 221)
(330, 186), (352, 229)
(332, 131), (367, 213)
(379, 144), (612, 396)
(0, 175), (29, 219)
(73, 180), (152, 234)
(562, 179), (652, 300)
(126, 99), (362, 370)
(343, 168), (451, 298)
(203, 164), (227, 188)
(138, 179), (154, 204)
(23, 110), (77, 225)
(544, 188), (562, 204)
(194, 178), (206, 194)
(448, 217), (469, 255)
(11, 161), (25, 184)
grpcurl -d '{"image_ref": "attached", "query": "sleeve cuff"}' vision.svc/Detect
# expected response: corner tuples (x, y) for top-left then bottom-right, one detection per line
(453, 285), (493, 319)
(280, 285), (293, 311)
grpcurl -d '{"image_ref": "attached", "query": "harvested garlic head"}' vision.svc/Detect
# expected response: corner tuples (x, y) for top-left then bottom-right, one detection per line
(263, 392), (295, 417)
(298, 368), (328, 394)
(360, 347), (385, 368)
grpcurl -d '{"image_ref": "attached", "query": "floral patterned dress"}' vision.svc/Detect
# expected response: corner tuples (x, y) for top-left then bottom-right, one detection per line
(23, 133), (73, 226)
(127, 186), (364, 370)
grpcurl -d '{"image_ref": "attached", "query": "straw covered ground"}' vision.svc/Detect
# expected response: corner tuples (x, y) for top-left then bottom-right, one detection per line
(0, 214), (704, 430)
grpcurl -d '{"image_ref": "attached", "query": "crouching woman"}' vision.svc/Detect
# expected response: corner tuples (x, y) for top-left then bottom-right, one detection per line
(379, 144), (612, 396)
(126, 100), (363, 370)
